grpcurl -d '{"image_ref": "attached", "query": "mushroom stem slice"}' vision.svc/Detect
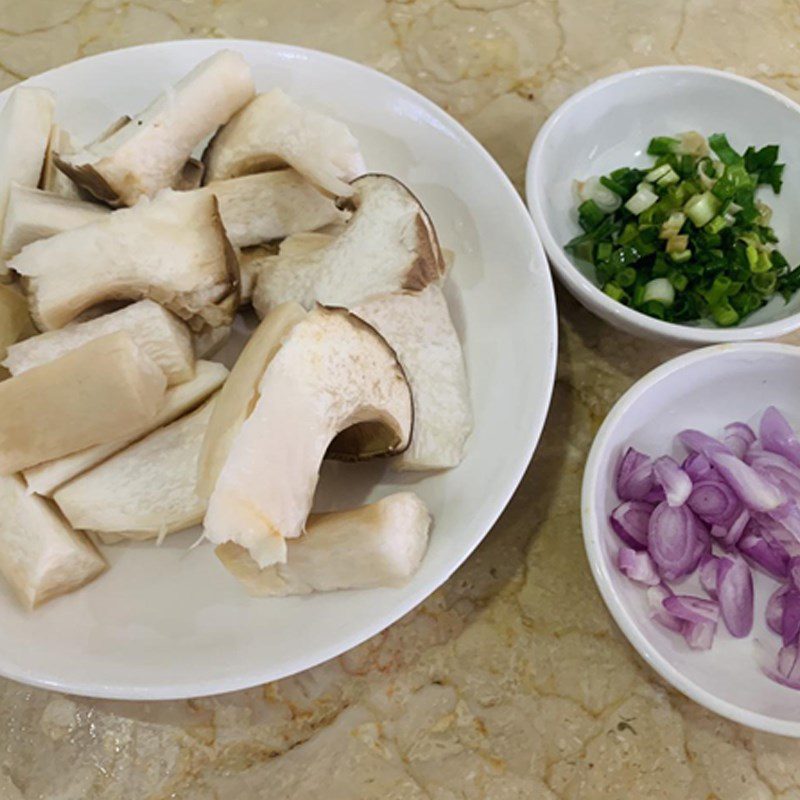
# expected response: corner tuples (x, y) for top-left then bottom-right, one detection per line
(11, 188), (239, 332)
(251, 174), (445, 316)
(24, 359), (227, 496)
(0, 474), (106, 609)
(1, 185), (109, 259)
(4, 299), (195, 385)
(202, 88), (365, 196)
(216, 492), (431, 596)
(197, 301), (306, 499)
(353, 285), (472, 469)
(0, 331), (167, 475)
(0, 87), (55, 279)
(203, 305), (413, 568)
(209, 169), (346, 248)
(58, 50), (255, 206)
(54, 397), (217, 540)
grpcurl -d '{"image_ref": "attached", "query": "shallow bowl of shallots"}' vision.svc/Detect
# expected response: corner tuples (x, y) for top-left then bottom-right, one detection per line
(583, 342), (800, 736)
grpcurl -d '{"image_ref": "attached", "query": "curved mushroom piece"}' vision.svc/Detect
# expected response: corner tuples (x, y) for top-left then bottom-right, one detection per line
(11, 188), (239, 332)
(0, 87), (55, 280)
(353, 285), (472, 470)
(39, 125), (85, 200)
(0, 474), (106, 609)
(203, 306), (412, 568)
(0, 332), (167, 475)
(54, 397), (217, 541)
(197, 302), (306, 499)
(57, 50), (255, 206)
(216, 492), (431, 596)
(210, 169), (346, 248)
(203, 88), (365, 196)
(251, 174), (445, 316)
(1, 185), (109, 260)
(4, 299), (194, 385)
(24, 360), (227, 497)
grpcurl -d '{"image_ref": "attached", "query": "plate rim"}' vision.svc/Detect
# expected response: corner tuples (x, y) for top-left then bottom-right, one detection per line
(2, 38), (558, 699)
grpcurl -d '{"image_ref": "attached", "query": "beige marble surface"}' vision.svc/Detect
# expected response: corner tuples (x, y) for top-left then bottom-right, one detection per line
(3, 1), (800, 798)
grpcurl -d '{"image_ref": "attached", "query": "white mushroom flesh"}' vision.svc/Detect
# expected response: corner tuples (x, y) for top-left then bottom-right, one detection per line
(203, 88), (365, 196)
(203, 306), (412, 568)
(216, 492), (431, 595)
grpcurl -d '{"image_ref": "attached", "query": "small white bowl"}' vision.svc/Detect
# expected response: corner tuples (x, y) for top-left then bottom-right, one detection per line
(583, 343), (800, 736)
(527, 66), (800, 345)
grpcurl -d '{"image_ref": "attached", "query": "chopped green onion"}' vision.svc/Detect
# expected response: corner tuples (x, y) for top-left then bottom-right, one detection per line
(708, 133), (742, 166)
(566, 132), (798, 327)
(704, 215), (728, 235)
(577, 199), (606, 231)
(642, 278), (675, 307)
(684, 191), (721, 227)
(647, 136), (681, 156)
(604, 282), (626, 301)
(625, 186), (659, 215)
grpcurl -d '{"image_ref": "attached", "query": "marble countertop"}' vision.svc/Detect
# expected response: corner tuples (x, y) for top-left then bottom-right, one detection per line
(3, 1), (800, 797)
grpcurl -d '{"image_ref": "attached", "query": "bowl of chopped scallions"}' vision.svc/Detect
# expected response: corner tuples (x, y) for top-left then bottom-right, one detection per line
(527, 66), (800, 344)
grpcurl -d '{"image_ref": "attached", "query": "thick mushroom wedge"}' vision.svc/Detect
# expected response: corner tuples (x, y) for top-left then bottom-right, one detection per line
(57, 50), (255, 206)
(0, 284), (33, 362)
(54, 397), (217, 541)
(216, 492), (431, 596)
(251, 174), (445, 317)
(11, 188), (239, 332)
(0, 331), (166, 475)
(0, 87), (54, 279)
(209, 169), (345, 248)
(203, 88), (365, 196)
(39, 125), (84, 200)
(4, 299), (194, 385)
(203, 306), (413, 568)
(197, 302), (306, 499)
(24, 359), (227, 496)
(1, 185), (109, 260)
(353, 285), (472, 470)
(0, 474), (106, 609)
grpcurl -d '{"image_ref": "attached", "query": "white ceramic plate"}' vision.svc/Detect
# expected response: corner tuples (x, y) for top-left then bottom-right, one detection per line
(583, 343), (800, 736)
(527, 66), (800, 345)
(0, 40), (557, 699)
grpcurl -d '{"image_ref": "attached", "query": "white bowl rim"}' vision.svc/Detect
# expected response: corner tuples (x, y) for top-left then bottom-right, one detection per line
(2, 39), (559, 700)
(582, 341), (800, 736)
(526, 64), (800, 344)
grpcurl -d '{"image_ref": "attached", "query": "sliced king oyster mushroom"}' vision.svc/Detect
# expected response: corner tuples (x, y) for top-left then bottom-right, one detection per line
(250, 174), (445, 316)
(0, 87), (54, 280)
(352, 285), (472, 470)
(197, 302), (306, 499)
(11, 188), (239, 332)
(0, 331), (167, 475)
(54, 397), (217, 541)
(0, 473), (106, 609)
(203, 305), (413, 568)
(24, 360), (227, 497)
(216, 492), (431, 596)
(202, 88), (365, 196)
(209, 169), (346, 249)
(1, 185), (109, 260)
(57, 50), (255, 206)
(4, 299), (195, 386)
